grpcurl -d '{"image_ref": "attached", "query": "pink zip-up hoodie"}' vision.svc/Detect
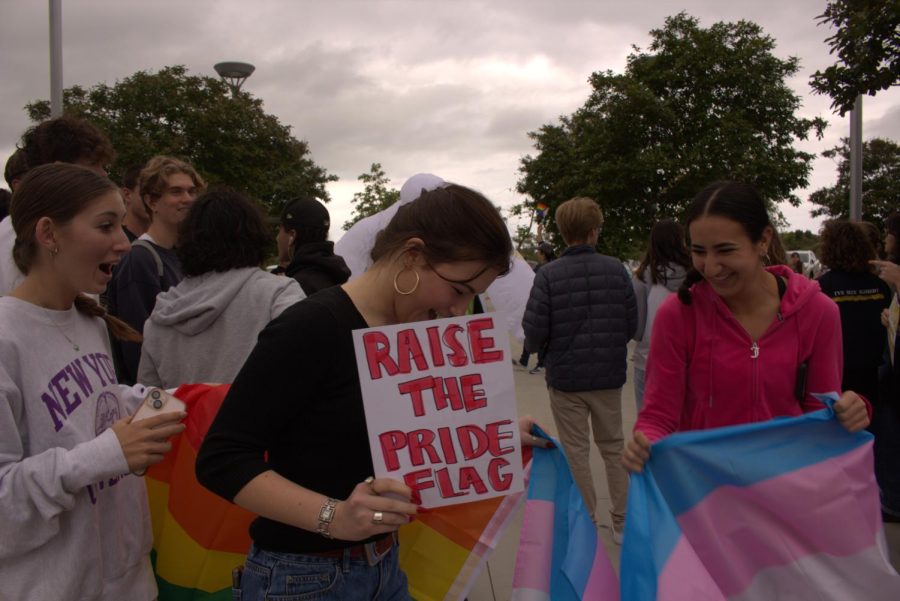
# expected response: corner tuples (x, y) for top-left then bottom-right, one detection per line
(635, 265), (848, 442)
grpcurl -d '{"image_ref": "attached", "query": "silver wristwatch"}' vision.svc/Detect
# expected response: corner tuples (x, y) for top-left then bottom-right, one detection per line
(316, 498), (338, 538)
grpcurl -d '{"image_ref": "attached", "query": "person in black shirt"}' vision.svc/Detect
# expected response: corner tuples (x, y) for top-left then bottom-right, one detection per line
(818, 220), (891, 402)
(870, 213), (900, 522)
(196, 185), (515, 600)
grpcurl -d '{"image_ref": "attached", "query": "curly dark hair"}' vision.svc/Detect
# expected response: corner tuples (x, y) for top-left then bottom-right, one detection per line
(19, 115), (114, 171)
(819, 220), (874, 273)
(858, 221), (883, 260)
(176, 188), (272, 277)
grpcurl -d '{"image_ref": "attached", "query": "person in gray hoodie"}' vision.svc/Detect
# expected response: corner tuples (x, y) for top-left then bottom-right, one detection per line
(631, 219), (690, 409)
(138, 190), (305, 388)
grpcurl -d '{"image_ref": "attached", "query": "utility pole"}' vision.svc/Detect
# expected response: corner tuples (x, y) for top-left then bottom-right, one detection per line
(49, 0), (63, 117)
(849, 94), (862, 221)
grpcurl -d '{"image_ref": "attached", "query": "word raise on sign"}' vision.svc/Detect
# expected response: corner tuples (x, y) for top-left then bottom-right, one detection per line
(353, 315), (524, 508)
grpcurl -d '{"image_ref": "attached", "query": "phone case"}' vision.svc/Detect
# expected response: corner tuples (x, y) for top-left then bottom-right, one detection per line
(132, 387), (186, 422)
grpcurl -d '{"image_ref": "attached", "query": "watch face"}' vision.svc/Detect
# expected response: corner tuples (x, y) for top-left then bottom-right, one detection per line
(319, 500), (336, 522)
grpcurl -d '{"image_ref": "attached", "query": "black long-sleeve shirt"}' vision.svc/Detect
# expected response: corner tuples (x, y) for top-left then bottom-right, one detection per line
(195, 286), (379, 552)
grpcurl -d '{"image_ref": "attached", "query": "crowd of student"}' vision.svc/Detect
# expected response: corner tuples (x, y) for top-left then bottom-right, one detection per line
(0, 114), (897, 600)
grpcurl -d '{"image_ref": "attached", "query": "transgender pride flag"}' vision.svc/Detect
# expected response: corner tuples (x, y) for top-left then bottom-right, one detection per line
(512, 426), (619, 600)
(621, 395), (900, 601)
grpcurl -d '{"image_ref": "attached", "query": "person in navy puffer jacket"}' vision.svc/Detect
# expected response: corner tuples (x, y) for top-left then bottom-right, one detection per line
(523, 196), (637, 543)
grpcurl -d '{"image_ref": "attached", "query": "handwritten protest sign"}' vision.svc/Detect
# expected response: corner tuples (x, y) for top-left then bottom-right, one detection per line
(353, 314), (524, 508)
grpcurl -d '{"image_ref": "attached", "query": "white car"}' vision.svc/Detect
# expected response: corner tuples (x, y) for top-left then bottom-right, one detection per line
(786, 250), (820, 278)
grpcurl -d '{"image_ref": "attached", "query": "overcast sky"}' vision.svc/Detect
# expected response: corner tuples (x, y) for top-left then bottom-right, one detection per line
(2, 0), (898, 240)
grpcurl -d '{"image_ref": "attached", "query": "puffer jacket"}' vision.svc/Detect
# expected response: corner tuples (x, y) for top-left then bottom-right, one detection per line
(523, 244), (638, 392)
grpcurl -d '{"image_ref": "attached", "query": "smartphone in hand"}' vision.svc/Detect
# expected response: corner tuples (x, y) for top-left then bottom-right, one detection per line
(132, 387), (185, 422)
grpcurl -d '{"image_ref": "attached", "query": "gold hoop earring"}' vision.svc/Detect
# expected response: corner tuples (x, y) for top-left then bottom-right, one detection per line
(51, 246), (60, 257)
(393, 268), (420, 295)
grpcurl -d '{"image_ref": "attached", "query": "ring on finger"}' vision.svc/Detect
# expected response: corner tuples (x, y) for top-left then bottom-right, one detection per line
(372, 511), (384, 525)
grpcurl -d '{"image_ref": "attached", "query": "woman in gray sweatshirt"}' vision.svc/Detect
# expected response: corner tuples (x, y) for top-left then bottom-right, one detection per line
(0, 164), (185, 600)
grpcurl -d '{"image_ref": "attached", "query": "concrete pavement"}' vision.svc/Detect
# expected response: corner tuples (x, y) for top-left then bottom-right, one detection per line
(464, 339), (900, 600)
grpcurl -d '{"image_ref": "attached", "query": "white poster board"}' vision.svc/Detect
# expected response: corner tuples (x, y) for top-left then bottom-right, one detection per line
(353, 313), (524, 508)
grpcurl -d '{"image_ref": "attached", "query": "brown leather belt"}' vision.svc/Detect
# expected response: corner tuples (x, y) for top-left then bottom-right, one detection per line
(307, 532), (397, 566)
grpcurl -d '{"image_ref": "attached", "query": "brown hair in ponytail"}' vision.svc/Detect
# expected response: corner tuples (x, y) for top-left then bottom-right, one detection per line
(676, 269), (705, 305)
(74, 295), (141, 342)
(10, 163), (141, 341)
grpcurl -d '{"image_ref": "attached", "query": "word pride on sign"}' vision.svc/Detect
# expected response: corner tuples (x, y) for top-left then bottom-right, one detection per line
(353, 314), (524, 508)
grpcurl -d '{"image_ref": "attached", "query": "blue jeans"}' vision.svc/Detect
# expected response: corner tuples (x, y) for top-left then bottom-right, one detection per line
(633, 367), (645, 411)
(235, 543), (410, 601)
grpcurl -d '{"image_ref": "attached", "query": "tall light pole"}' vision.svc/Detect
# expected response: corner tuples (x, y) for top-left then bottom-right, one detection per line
(49, 0), (63, 117)
(849, 94), (863, 222)
(214, 62), (255, 98)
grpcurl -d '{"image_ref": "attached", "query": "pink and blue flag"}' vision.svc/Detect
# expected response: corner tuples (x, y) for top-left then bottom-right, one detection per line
(512, 426), (620, 600)
(621, 395), (900, 600)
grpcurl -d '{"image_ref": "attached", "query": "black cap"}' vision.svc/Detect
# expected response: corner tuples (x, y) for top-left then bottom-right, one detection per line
(281, 197), (330, 231)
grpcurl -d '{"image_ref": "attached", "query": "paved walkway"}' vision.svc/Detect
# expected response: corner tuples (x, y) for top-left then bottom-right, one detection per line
(465, 339), (900, 600)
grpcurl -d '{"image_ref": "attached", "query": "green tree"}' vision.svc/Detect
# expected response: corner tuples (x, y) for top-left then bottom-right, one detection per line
(780, 229), (821, 251)
(342, 163), (400, 230)
(808, 137), (900, 232)
(810, 0), (900, 115)
(515, 13), (827, 257)
(25, 65), (336, 214)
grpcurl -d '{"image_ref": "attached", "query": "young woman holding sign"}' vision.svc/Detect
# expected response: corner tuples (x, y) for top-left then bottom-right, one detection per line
(623, 181), (870, 474)
(197, 184), (522, 600)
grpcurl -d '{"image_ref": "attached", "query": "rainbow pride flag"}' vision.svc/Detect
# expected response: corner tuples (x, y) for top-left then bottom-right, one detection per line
(512, 426), (620, 600)
(146, 384), (527, 601)
(621, 396), (900, 601)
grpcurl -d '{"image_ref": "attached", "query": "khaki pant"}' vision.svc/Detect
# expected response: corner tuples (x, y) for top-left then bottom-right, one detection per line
(549, 386), (628, 530)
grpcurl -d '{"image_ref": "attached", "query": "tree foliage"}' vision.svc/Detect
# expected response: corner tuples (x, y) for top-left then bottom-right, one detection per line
(810, 0), (900, 115)
(25, 65), (336, 214)
(515, 13), (827, 257)
(808, 137), (900, 232)
(780, 230), (821, 251)
(342, 163), (400, 230)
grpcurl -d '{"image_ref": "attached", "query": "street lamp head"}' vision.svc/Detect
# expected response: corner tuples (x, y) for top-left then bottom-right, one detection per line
(214, 61), (255, 96)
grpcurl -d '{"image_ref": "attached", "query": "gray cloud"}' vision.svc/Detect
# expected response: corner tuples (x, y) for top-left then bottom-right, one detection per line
(2, 0), (898, 236)
(868, 104), (900, 142)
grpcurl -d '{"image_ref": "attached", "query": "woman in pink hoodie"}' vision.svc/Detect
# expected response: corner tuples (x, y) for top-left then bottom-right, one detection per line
(624, 181), (870, 472)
